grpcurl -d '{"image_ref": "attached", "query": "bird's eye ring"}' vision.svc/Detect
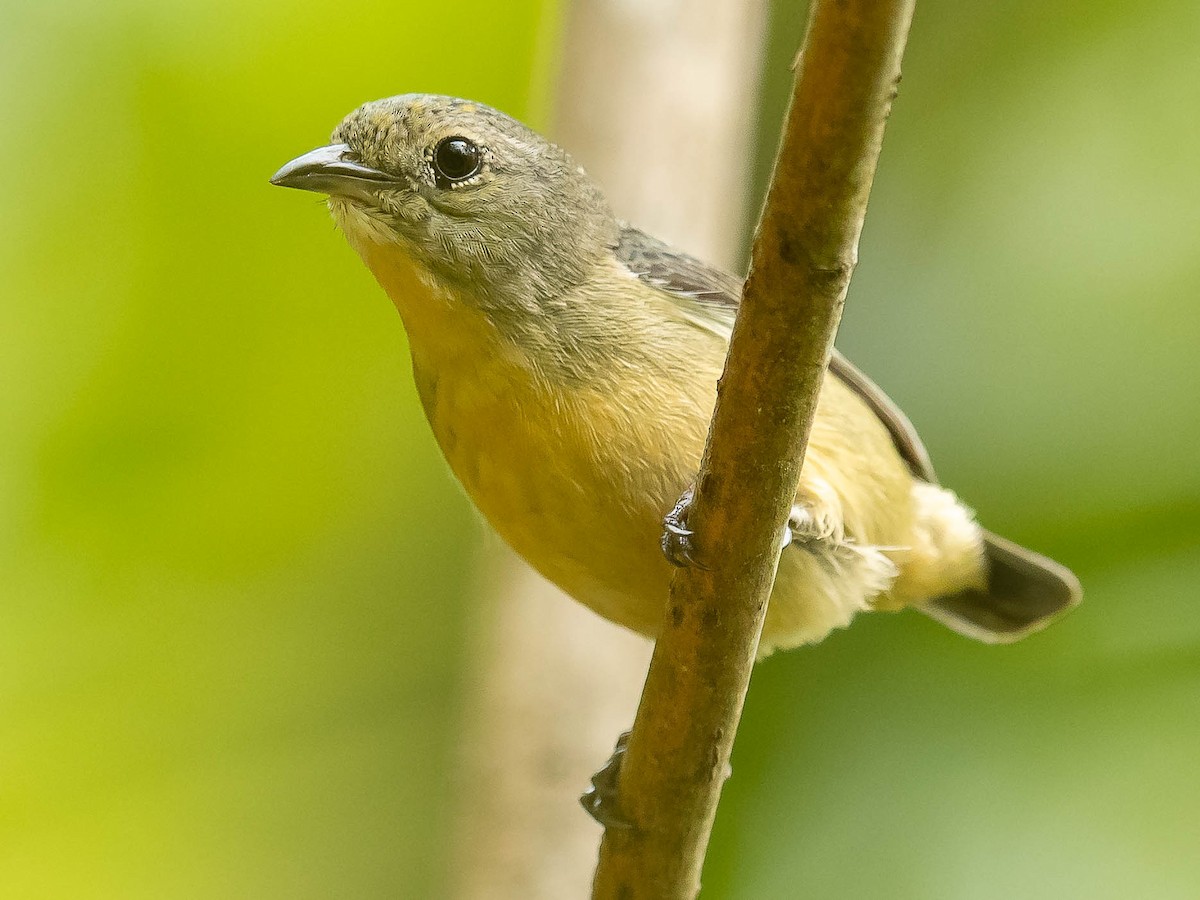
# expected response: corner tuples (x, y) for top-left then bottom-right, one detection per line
(432, 136), (483, 185)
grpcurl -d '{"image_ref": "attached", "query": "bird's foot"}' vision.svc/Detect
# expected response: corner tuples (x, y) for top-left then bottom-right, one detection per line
(662, 486), (709, 569)
(580, 731), (634, 830)
(786, 502), (843, 547)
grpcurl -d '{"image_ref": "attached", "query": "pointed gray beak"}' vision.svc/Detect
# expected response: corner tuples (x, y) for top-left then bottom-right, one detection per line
(270, 143), (398, 201)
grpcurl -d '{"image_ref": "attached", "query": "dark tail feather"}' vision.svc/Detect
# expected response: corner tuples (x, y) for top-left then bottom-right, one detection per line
(921, 530), (1082, 644)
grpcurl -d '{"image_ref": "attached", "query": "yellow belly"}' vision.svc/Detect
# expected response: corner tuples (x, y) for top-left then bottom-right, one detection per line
(349, 230), (979, 651)
(355, 235), (711, 634)
(417, 335), (720, 636)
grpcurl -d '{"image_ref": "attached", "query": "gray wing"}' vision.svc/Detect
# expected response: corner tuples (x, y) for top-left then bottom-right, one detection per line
(615, 226), (745, 311)
(615, 226), (937, 482)
(826, 352), (936, 482)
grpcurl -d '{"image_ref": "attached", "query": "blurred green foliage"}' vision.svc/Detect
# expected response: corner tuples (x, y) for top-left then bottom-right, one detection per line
(1, 0), (552, 895)
(2, 0), (1198, 896)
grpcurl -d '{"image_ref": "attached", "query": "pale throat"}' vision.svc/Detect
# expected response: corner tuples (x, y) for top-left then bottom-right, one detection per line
(356, 239), (494, 365)
(331, 201), (504, 362)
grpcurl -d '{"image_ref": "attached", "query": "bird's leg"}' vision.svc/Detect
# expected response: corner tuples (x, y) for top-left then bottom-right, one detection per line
(579, 731), (634, 830)
(786, 477), (845, 548)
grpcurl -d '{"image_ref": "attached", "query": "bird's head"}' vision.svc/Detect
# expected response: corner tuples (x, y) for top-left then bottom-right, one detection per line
(271, 94), (618, 315)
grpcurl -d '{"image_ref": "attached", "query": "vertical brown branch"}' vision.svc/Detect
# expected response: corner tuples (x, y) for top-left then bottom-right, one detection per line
(590, 1), (917, 897)
(450, 3), (767, 898)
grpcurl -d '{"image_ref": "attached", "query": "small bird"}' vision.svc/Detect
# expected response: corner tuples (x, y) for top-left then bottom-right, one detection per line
(272, 94), (1080, 656)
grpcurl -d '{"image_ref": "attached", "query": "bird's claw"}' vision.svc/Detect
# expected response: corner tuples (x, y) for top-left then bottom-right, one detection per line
(580, 731), (634, 830)
(661, 486), (709, 569)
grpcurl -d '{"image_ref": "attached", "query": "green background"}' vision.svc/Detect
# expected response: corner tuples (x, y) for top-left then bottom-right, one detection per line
(2, 0), (1197, 896)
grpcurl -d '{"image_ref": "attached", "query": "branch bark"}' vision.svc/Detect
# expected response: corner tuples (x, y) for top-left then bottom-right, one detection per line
(590, 1), (917, 897)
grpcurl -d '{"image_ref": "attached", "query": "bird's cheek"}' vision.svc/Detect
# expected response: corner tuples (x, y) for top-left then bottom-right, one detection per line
(380, 190), (435, 228)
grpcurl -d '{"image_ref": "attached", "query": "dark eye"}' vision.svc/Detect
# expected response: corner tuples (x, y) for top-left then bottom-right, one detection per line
(432, 136), (482, 184)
